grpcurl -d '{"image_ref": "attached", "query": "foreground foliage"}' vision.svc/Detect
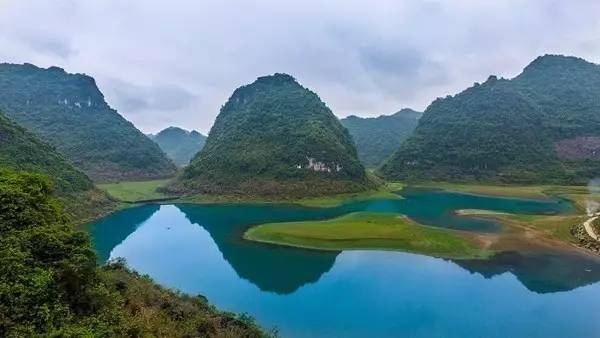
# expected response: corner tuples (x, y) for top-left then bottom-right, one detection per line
(382, 55), (600, 184)
(0, 112), (116, 221)
(176, 73), (371, 197)
(0, 168), (268, 337)
(0, 112), (92, 192)
(0, 63), (176, 182)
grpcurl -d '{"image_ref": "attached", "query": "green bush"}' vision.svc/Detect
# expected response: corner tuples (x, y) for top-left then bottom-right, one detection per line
(0, 168), (268, 337)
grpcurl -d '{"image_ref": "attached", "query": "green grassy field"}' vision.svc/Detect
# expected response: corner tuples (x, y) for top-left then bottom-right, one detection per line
(98, 179), (171, 202)
(468, 211), (586, 243)
(427, 183), (595, 243)
(97, 179), (596, 255)
(411, 181), (588, 200)
(410, 182), (596, 216)
(244, 212), (491, 259)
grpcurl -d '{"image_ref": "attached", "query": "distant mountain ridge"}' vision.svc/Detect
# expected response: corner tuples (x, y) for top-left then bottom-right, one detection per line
(0, 63), (176, 182)
(149, 127), (206, 167)
(174, 73), (370, 196)
(341, 108), (422, 167)
(381, 55), (600, 184)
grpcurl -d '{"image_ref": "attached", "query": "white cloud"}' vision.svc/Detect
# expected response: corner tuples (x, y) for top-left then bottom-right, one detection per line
(0, 0), (599, 133)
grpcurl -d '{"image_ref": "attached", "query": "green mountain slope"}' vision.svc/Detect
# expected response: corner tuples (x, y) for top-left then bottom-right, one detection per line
(175, 73), (370, 196)
(381, 55), (600, 184)
(0, 112), (92, 192)
(150, 127), (206, 167)
(341, 108), (421, 167)
(0, 168), (266, 337)
(0, 112), (115, 221)
(0, 63), (176, 182)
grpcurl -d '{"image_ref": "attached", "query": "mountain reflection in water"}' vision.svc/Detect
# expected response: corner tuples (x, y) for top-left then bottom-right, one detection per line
(88, 193), (600, 337)
(88, 189), (597, 295)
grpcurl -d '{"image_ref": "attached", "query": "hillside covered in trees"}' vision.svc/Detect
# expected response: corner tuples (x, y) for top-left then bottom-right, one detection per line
(174, 73), (370, 196)
(381, 55), (600, 184)
(0, 63), (176, 182)
(150, 127), (206, 167)
(0, 112), (114, 221)
(0, 112), (92, 192)
(0, 168), (268, 337)
(341, 108), (421, 167)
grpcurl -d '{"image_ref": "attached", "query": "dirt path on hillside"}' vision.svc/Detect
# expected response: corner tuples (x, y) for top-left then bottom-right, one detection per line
(583, 216), (599, 240)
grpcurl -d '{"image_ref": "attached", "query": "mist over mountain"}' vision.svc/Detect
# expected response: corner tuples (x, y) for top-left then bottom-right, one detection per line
(0, 63), (176, 182)
(341, 108), (422, 168)
(381, 55), (600, 184)
(174, 73), (370, 196)
(149, 127), (206, 167)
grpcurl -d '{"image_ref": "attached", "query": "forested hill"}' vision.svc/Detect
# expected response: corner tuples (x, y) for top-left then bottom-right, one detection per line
(0, 112), (92, 192)
(381, 55), (600, 184)
(150, 127), (206, 167)
(0, 168), (266, 337)
(0, 112), (116, 221)
(175, 73), (370, 196)
(0, 63), (176, 182)
(341, 108), (421, 167)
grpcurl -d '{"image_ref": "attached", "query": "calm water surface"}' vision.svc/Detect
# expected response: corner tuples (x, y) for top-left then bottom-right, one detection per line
(88, 190), (600, 338)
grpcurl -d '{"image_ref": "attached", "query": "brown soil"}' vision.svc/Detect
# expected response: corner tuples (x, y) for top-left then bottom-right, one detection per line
(460, 215), (596, 257)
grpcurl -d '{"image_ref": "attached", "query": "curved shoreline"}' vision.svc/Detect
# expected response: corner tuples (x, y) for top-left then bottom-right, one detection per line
(583, 215), (599, 240)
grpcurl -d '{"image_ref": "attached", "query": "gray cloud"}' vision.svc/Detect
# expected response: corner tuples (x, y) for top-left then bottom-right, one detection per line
(0, 0), (599, 133)
(27, 37), (73, 59)
(104, 79), (197, 113)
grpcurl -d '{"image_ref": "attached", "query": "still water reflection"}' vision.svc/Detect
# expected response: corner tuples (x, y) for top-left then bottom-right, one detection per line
(88, 191), (600, 337)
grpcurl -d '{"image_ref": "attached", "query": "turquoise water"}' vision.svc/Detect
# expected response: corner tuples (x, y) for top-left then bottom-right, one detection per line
(88, 190), (600, 337)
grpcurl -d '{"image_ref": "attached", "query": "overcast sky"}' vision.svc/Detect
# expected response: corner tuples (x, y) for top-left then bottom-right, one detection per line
(1, 0), (599, 134)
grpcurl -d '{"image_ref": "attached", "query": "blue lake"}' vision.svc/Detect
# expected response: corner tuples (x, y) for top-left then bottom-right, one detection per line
(88, 190), (600, 337)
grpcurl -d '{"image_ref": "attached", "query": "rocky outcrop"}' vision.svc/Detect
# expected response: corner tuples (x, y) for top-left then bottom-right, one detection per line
(571, 223), (600, 254)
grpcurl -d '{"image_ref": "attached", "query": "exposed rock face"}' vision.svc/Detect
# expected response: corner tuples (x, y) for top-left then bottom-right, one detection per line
(571, 223), (600, 255)
(296, 157), (342, 173)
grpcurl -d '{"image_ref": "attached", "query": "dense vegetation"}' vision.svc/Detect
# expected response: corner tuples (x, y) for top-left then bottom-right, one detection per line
(0, 168), (267, 337)
(341, 108), (421, 167)
(150, 126), (206, 167)
(0, 112), (115, 221)
(381, 55), (600, 184)
(0, 63), (176, 182)
(175, 73), (370, 196)
(0, 112), (92, 192)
